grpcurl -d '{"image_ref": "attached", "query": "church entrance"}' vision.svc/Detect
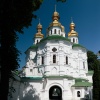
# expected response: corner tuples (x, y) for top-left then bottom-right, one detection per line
(49, 85), (62, 100)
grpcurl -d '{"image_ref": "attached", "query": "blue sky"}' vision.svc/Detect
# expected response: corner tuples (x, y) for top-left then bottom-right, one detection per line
(17, 0), (100, 69)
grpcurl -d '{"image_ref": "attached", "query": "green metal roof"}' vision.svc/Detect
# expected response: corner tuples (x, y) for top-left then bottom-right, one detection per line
(40, 35), (70, 43)
(72, 44), (85, 49)
(43, 75), (74, 79)
(86, 70), (94, 75)
(29, 45), (38, 49)
(25, 45), (38, 53)
(21, 77), (42, 81)
(72, 81), (92, 87)
(75, 78), (88, 82)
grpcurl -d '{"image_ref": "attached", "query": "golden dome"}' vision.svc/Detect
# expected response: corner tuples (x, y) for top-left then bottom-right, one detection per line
(48, 10), (64, 32)
(51, 20), (61, 26)
(61, 25), (65, 32)
(35, 33), (44, 38)
(68, 22), (78, 37)
(54, 11), (59, 16)
(47, 5), (65, 32)
(48, 20), (64, 32)
(52, 11), (60, 21)
(70, 22), (75, 30)
(37, 23), (42, 29)
(35, 23), (44, 38)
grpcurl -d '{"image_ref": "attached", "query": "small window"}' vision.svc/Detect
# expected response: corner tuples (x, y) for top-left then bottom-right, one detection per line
(73, 38), (75, 43)
(53, 55), (56, 63)
(77, 91), (81, 97)
(37, 40), (38, 43)
(83, 62), (85, 69)
(38, 68), (40, 73)
(51, 30), (52, 34)
(52, 47), (57, 52)
(30, 69), (33, 72)
(66, 56), (68, 64)
(42, 56), (44, 64)
(54, 29), (56, 34)
(76, 39), (77, 43)
(59, 30), (60, 34)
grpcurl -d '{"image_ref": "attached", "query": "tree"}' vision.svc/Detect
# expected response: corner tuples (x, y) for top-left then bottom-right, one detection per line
(87, 50), (100, 99)
(87, 50), (98, 70)
(93, 59), (100, 100)
(93, 50), (100, 100)
(0, 0), (43, 100)
(0, 0), (67, 99)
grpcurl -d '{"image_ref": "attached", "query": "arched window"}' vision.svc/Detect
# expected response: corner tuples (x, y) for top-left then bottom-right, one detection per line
(38, 68), (40, 73)
(77, 91), (81, 97)
(37, 40), (38, 43)
(83, 62), (85, 69)
(66, 56), (68, 64)
(59, 30), (60, 34)
(53, 55), (56, 63)
(54, 29), (56, 34)
(51, 30), (52, 34)
(42, 56), (44, 64)
(30, 69), (33, 72)
(73, 38), (75, 43)
(76, 39), (77, 43)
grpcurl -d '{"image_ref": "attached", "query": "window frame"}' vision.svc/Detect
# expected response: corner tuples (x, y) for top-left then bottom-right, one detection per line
(77, 91), (81, 97)
(42, 56), (44, 64)
(54, 29), (56, 34)
(66, 56), (68, 64)
(53, 55), (56, 63)
(73, 38), (75, 43)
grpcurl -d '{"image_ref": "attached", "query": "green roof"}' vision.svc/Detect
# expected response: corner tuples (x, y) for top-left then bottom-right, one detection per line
(86, 70), (94, 75)
(25, 45), (38, 53)
(75, 78), (88, 82)
(72, 81), (92, 87)
(43, 75), (73, 79)
(29, 45), (38, 49)
(72, 44), (85, 49)
(40, 35), (70, 43)
(21, 77), (42, 81)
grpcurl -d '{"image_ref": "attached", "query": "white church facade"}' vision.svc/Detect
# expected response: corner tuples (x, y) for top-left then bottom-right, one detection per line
(9, 9), (93, 100)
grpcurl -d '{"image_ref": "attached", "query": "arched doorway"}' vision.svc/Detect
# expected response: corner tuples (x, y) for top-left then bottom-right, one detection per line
(49, 85), (62, 100)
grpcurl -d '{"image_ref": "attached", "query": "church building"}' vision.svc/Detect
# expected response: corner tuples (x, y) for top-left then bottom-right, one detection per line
(9, 9), (93, 100)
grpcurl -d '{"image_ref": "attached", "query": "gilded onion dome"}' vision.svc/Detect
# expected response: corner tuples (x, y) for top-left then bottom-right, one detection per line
(61, 25), (65, 32)
(35, 23), (44, 38)
(52, 11), (60, 21)
(68, 21), (78, 37)
(51, 11), (61, 27)
(48, 10), (65, 32)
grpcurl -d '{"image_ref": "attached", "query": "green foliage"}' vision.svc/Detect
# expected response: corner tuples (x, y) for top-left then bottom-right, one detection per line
(87, 50), (98, 70)
(0, 0), (43, 33)
(0, 0), (43, 100)
(87, 51), (100, 99)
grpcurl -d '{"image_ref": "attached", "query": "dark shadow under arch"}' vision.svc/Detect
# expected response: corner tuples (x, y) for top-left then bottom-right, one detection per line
(49, 85), (62, 100)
